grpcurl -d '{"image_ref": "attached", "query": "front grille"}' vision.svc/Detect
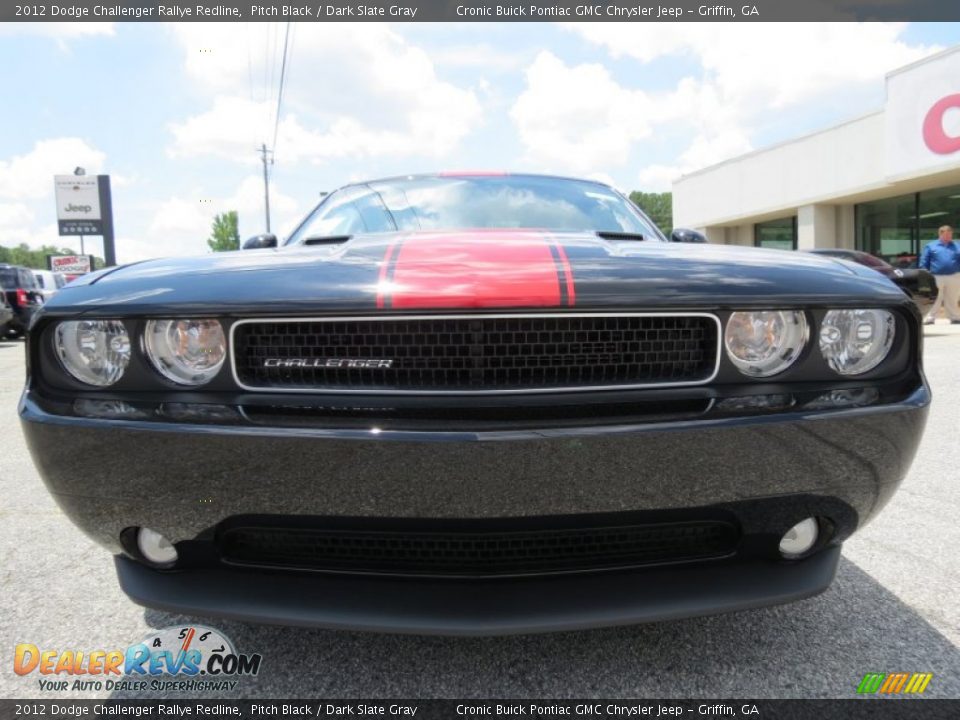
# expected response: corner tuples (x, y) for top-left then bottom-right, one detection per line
(218, 519), (739, 576)
(231, 314), (719, 393)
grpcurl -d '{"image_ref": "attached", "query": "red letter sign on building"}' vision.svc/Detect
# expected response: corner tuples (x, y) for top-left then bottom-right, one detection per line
(922, 94), (960, 155)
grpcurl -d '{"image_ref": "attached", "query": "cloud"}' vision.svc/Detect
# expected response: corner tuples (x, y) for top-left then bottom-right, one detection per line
(564, 22), (938, 108)
(510, 51), (657, 174)
(523, 23), (943, 188)
(166, 23), (482, 165)
(0, 23), (114, 39)
(0, 202), (34, 231)
(0, 138), (106, 201)
(118, 175), (301, 263)
(429, 43), (530, 72)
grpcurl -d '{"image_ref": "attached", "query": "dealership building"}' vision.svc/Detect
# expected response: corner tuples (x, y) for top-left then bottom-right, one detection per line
(673, 45), (960, 264)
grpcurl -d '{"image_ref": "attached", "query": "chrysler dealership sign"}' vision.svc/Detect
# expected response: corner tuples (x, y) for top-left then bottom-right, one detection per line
(886, 47), (960, 180)
(54, 175), (103, 235)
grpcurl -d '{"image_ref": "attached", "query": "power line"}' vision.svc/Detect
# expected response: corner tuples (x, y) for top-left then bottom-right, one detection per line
(270, 22), (292, 175)
(262, 22), (270, 105)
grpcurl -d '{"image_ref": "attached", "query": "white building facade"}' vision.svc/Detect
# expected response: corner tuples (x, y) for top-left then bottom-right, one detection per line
(672, 45), (960, 265)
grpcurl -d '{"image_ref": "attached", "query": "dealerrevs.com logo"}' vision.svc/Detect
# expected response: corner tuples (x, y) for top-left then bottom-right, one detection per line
(14, 625), (262, 693)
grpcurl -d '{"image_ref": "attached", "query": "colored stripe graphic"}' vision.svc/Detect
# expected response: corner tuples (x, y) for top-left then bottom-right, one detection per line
(904, 673), (933, 694)
(857, 673), (933, 695)
(880, 673), (909, 694)
(380, 231), (577, 310)
(180, 627), (195, 653)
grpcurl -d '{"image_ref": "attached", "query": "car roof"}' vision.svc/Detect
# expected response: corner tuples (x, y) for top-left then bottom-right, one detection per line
(332, 172), (617, 193)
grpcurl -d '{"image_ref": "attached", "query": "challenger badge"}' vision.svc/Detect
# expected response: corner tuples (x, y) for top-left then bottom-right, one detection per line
(263, 358), (394, 369)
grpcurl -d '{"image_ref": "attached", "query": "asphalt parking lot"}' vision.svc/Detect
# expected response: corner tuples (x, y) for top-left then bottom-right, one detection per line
(1, 327), (958, 700)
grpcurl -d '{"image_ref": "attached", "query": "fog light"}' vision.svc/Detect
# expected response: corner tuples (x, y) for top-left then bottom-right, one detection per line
(779, 518), (819, 558)
(136, 527), (178, 567)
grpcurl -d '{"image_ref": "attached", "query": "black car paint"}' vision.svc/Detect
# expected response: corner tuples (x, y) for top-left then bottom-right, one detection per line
(20, 213), (928, 633)
(43, 233), (904, 316)
(805, 248), (937, 315)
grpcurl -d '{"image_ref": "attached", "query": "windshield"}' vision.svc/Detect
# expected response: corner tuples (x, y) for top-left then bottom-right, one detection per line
(855, 253), (892, 270)
(286, 175), (660, 244)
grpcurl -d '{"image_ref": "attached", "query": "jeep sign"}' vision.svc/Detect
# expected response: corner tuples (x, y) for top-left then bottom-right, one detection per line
(54, 175), (103, 235)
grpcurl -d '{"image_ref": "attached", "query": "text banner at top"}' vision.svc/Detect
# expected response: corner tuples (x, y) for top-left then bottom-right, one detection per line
(3, 0), (960, 22)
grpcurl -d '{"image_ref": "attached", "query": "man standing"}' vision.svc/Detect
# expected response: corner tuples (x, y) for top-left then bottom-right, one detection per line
(919, 225), (960, 324)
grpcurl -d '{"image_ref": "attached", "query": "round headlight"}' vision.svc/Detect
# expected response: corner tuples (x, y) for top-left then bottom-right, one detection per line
(143, 319), (226, 386)
(819, 309), (895, 375)
(55, 320), (130, 387)
(724, 310), (809, 377)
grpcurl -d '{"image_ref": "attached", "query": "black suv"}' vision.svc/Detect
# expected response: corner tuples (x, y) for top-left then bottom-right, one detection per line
(0, 264), (44, 338)
(0, 288), (12, 337)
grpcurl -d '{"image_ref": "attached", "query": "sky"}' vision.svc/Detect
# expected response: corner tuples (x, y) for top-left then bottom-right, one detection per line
(1, 21), (960, 263)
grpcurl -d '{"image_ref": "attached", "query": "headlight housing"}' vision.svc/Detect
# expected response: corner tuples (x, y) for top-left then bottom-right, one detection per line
(819, 309), (895, 375)
(724, 310), (809, 377)
(55, 320), (131, 387)
(143, 319), (226, 386)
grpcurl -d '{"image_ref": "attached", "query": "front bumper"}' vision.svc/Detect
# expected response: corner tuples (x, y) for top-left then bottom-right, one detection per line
(116, 546), (841, 635)
(21, 382), (928, 633)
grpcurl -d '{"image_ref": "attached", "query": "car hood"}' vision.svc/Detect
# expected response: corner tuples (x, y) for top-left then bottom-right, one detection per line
(45, 230), (906, 316)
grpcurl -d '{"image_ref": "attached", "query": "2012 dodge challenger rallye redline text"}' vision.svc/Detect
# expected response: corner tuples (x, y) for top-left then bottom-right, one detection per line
(20, 173), (929, 634)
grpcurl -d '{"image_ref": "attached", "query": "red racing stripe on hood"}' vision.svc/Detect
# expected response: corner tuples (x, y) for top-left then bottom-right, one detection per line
(381, 231), (575, 310)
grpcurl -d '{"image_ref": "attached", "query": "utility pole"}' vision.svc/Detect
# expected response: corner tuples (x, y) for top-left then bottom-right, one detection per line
(259, 143), (273, 233)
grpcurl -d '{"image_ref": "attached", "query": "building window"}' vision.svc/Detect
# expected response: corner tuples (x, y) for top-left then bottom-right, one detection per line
(918, 184), (960, 246)
(855, 184), (960, 268)
(755, 217), (797, 250)
(855, 192), (917, 266)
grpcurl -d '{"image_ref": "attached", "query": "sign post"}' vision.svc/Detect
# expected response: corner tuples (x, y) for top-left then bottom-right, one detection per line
(98, 175), (116, 267)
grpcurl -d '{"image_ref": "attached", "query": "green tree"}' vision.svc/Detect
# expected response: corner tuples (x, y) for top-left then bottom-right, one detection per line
(629, 191), (673, 232)
(207, 211), (240, 252)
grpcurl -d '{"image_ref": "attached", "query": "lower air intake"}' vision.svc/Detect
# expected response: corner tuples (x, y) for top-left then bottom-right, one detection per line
(217, 518), (739, 576)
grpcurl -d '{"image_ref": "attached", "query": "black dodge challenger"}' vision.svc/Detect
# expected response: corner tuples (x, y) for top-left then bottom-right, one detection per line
(20, 173), (929, 634)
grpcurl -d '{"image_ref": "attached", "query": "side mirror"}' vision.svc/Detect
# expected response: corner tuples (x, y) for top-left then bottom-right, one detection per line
(242, 233), (278, 250)
(670, 228), (707, 243)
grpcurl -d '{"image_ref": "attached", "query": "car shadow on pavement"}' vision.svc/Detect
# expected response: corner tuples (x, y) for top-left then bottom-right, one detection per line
(116, 557), (960, 699)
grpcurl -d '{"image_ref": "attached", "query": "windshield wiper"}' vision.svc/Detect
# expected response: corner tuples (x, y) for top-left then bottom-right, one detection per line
(302, 235), (352, 246)
(596, 231), (645, 242)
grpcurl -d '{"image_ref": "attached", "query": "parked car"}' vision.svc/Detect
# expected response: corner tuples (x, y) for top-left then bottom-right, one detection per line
(0, 264), (44, 338)
(21, 173), (928, 634)
(0, 286), (13, 336)
(805, 248), (937, 316)
(891, 253), (918, 269)
(33, 270), (67, 302)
